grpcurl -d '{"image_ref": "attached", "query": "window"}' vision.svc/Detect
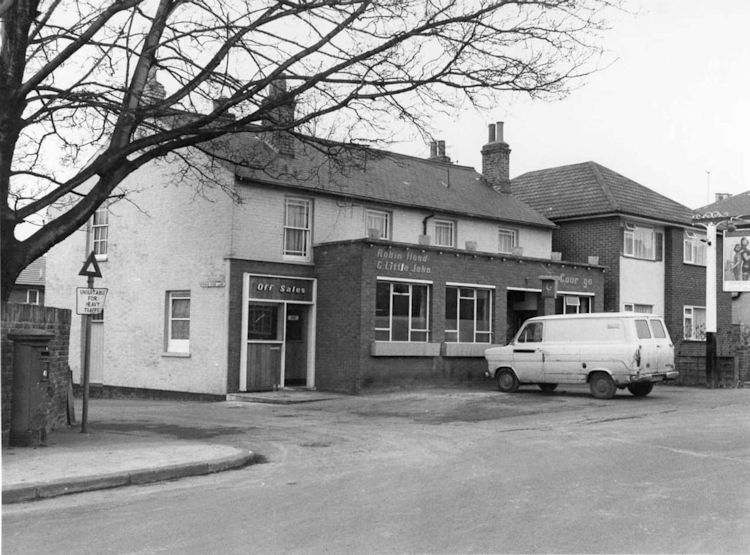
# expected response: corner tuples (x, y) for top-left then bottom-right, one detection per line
(623, 303), (653, 314)
(247, 304), (279, 340)
(166, 291), (190, 353)
(683, 306), (706, 341)
(650, 319), (667, 338)
(684, 230), (707, 265)
(26, 289), (40, 305)
(366, 209), (390, 240)
(92, 205), (109, 259)
(434, 220), (455, 248)
(556, 295), (592, 314)
(498, 228), (517, 254)
(445, 286), (492, 343)
(635, 319), (652, 339)
(375, 280), (430, 341)
(517, 322), (543, 343)
(283, 198), (311, 258)
(623, 223), (660, 260)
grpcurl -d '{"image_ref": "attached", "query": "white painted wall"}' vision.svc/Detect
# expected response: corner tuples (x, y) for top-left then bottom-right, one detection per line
(46, 161), (235, 394)
(619, 255), (665, 316)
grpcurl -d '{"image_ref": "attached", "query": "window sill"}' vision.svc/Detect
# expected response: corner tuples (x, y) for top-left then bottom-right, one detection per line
(442, 343), (492, 357)
(162, 352), (191, 358)
(370, 341), (441, 357)
(683, 261), (707, 267)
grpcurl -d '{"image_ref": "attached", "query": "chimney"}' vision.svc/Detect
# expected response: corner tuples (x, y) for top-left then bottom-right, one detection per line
(481, 121), (511, 194)
(143, 67), (166, 104)
(428, 139), (451, 163)
(715, 192), (732, 202)
(263, 79), (296, 157)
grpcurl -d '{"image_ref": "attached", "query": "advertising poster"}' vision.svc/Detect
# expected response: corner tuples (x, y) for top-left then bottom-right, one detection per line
(723, 230), (750, 292)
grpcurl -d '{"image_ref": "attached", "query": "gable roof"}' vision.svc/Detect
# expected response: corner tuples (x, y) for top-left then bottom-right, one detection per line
(511, 161), (694, 226)
(227, 135), (555, 229)
(15, 257), (45, 287)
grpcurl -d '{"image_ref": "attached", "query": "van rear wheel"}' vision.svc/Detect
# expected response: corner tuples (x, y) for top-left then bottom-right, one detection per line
(627, 382), (654, 397)
(589, 372), (616, 399)
(538, 383), (558, 393)
(497, 369), (519, 393)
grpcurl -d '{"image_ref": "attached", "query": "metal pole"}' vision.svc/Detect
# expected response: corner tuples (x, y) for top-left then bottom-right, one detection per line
(705, 223), (717, 388)
(81, 275), (93, 433)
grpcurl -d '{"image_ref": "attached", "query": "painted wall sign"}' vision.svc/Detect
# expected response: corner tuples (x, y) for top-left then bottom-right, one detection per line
(247, 275), (314, 302)
(375, 247), (432, 275)
(556, 273), (594, 290)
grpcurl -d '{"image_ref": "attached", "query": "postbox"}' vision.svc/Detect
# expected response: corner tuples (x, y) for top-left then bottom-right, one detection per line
(9, 329), (55, 447)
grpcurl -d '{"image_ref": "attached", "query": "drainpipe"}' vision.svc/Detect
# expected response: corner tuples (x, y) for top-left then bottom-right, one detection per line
(422, 212), (436, 235)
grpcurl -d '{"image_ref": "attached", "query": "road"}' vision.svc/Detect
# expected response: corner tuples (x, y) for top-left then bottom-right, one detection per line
(3, 385), (750, 554)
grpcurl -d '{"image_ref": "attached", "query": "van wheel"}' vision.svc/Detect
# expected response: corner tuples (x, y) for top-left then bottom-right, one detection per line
(538, 384), (558, 393)
(497, 369), (519, 393)
(627, 382), (654, 397)
(589, 372), (616, 399)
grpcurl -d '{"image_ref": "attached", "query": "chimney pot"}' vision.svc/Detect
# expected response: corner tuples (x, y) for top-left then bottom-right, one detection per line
(437, 140), (446, 157)
(496, 121), (504, 143)
(488, 124), (496, 143)
(430, 141), (437, 158)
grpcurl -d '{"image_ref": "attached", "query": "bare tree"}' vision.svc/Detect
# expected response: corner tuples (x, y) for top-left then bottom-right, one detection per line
(1, 0), (620, 300)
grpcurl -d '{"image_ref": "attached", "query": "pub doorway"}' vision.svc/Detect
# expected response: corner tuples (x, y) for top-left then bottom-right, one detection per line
(506, 289), (540, 344)
(240, 273), (316, 392)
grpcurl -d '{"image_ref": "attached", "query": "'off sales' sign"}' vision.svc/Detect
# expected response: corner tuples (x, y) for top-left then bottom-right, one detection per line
(76, 288), (108, 315)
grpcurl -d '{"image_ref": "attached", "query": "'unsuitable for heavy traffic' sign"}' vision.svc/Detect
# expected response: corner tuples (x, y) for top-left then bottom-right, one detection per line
(76, 288), (108, 315)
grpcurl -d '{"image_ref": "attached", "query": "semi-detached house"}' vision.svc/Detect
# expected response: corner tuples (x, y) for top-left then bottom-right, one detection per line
(46, 120), (606, 397)
(512, 162), (732, 384)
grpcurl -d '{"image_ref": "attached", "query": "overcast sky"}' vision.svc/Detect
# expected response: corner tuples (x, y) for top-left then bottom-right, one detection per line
(396, 0), (749, 211)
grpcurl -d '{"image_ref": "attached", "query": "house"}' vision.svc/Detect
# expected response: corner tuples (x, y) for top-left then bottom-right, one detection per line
(512, 162), (733, 384)
(8, 257), (46, 305)
(45, 117), (606, 397)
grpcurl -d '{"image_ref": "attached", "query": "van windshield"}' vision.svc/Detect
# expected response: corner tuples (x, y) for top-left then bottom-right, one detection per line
(517, 322), (543, 343)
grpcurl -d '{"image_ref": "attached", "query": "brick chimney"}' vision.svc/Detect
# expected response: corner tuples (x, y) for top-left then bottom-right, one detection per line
(263, 79), (296, 157)
(481, 122), (511, 194)
(428, 139), (451, 163)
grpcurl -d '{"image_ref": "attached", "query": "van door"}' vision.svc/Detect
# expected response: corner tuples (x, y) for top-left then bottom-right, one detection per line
(634, 318), (658, 372)
(512, 321), (545, 382)
(648, 318), (672, 372)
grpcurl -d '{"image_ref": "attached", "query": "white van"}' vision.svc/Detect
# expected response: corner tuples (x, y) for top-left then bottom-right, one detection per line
(484, 313), (678, 399)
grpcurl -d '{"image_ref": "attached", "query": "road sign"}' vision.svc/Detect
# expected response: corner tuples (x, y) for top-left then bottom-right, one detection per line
(76, 288), (108, 315)
(78, 252), (102, 278)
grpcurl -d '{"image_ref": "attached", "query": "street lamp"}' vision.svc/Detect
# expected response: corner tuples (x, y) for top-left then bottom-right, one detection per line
(692, 211), (750, 387)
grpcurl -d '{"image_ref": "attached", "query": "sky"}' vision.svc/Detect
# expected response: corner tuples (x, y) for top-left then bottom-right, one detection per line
(395, 0), (750, 211)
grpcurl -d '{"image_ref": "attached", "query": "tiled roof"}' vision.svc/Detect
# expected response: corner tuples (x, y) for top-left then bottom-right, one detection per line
(697, 191), (750, 216)
(227, 135), (555, 229)
(511, 161), (694, 226)
(15, 257), (45, 287)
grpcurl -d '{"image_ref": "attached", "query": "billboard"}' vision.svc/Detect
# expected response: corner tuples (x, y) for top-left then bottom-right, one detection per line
(723, 230), (750, 292)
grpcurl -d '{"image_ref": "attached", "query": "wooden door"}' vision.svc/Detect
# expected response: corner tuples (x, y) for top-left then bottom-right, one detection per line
(246, 343), (282, 391)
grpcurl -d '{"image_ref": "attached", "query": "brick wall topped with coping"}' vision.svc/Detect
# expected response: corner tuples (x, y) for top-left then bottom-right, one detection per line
(2, 302), (71, 447)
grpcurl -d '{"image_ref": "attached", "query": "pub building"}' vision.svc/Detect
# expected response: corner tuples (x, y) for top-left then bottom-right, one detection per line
(47, 111), (605, 397)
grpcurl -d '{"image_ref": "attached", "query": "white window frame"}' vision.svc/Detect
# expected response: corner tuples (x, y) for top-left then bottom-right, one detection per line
(166, 291), (191, 353)
(623, 223), (655, 260)
(283, 198), (312, 259)
(375, 279), (430, 342)
(26, 289), (40, 305)
(684, 230), (707, 266)
(433, 219), (455, 248)
(624, 303), (654, 314)
(91, 205), (109, 260)
(498, 228), (517, 254)
(683, 305), (706, 341)
(445, 285), (493, 343)
(366, 209), (391, 240)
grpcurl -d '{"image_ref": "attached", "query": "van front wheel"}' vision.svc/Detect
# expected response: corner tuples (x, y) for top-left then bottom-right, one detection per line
(497, 369), (519, 393)
(627, 382), (654, 397)
(589, 372), (616, 399)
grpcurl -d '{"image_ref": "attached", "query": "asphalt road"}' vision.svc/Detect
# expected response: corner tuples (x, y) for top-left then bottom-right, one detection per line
(4, 384), (750, 554)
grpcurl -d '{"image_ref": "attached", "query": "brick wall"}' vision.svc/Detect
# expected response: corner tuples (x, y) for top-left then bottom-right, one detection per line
(553, 217), (621, 311)
(1, 303), (71, 446)
(313, 239), (605, 392)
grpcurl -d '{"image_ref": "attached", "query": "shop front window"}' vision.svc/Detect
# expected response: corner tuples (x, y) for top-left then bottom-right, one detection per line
(445, 286), (492, 343)
(375, 281), (430, 341)
(555, 295), (592, 314)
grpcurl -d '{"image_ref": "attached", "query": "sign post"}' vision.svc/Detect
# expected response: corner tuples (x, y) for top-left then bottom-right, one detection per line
(77, 252), (104, 433)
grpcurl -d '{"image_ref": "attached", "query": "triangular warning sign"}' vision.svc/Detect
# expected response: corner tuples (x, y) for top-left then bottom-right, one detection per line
(78, 252), (102, 278)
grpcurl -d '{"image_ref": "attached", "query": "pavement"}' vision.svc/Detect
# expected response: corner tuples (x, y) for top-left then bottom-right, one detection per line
(1, 389), (338, 505)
